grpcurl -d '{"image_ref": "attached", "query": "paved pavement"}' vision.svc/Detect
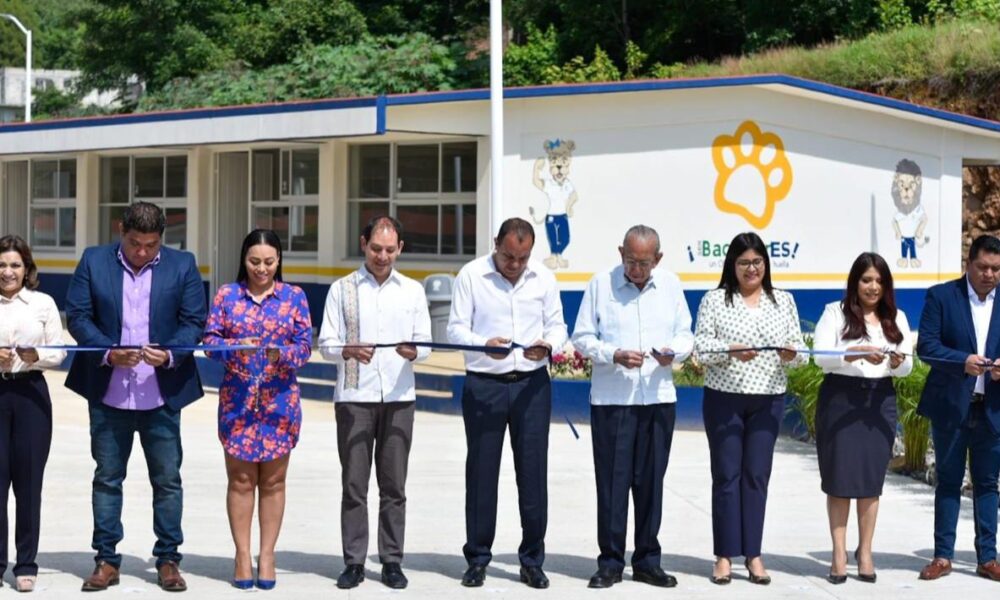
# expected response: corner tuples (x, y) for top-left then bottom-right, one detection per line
(7, 367), (999, 599)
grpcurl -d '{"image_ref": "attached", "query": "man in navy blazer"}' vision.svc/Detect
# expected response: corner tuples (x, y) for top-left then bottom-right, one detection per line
(917, 234), (1000, 581)
(65, 202), (206, 592)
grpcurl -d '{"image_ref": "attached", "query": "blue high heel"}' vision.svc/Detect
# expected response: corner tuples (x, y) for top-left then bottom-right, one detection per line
(255, 577), (276, 590)
(233, 558), (254, 589)
(231, 578), (254, 590)
(256, 567), (276, 591)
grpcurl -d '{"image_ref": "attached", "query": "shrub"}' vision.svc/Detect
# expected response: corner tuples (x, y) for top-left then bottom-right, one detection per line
(549, 350), (592, 380)
(547, 351), (704, 385)
(674, 356), (705, 387)
(786, 358), (825, 441)
(894, 357), (931, 472)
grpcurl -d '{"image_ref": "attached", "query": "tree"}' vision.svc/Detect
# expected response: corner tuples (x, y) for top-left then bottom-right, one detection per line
(76, 0), (377, 94)
(77, 0), (239, 93)
(33, 0), (89, 69)
(139, 33), (458, 110)
(504, 24), (560, 87)
(356, 0), (488, 41)
(0, 0), (39, 67)
(226, 0), (368, 68)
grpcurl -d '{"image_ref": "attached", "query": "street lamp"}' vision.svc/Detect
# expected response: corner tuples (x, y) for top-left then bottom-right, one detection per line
(0, 13), (31, 123)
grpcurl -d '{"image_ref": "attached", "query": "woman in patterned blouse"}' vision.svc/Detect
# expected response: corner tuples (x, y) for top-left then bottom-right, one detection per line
(203, 229), (312, 589)
(694, 232), (805, 585)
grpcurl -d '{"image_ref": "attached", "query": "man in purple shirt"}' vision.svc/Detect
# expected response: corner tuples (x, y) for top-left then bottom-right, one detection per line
(66, 202), (207, 592)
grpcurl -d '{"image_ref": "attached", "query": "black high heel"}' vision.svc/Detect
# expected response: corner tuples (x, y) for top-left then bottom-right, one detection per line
(711, 558), (732, 585)
(745, 558), (771, 585)
(855, 548), (877, 583)
(828, 551), (848, 584)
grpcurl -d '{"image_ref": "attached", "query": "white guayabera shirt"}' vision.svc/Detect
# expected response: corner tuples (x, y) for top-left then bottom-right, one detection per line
(318, 265), (432, 403)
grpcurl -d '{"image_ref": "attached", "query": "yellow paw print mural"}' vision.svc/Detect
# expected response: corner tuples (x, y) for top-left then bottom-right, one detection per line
(711, 120), (793, 229)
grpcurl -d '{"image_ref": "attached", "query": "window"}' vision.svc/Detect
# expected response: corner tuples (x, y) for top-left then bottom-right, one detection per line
(347, 141), (477, 257)
(250, 148), (319, 253)
(99, 155), (188, 249)
(29, 158), (76, 249)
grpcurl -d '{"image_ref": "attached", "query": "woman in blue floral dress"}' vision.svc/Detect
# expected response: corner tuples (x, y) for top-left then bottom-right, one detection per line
(203, 229), (312, 589)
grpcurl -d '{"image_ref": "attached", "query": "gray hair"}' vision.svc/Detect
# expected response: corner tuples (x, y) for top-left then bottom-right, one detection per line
(622, 225), (660, 253)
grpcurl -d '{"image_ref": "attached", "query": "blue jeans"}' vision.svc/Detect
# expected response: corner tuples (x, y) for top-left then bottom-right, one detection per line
(932, 403), (1000, 563)
(901, 237), (917, 259)
(544, 214), (570, 255)
(88, 402), (184, 568)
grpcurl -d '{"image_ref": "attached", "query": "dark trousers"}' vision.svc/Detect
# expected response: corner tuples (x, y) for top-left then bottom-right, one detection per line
(931, 403), (1000, 563)
(0, 373), (52, 577)
(335, 401), (415, 565)
(88, 402), (183, 568)
(591, 403), (676, 572)
(702, 388), (783, 558)
(462, 368), (551, 568)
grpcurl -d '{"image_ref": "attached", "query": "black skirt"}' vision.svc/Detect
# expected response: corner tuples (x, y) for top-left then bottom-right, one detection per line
(815, 373), (897, 498)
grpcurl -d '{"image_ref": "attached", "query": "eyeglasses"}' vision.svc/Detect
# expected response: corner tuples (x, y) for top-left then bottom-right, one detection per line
(624, 259), (654, 269)
(736, 258), (765, 270)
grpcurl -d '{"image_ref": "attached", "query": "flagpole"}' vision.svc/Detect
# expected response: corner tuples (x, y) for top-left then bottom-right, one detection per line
(489, 0), (504, 237)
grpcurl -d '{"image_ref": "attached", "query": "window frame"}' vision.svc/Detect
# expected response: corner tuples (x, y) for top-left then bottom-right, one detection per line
(347, 140), (477, 260)
(28, 157), (77, 251)
(249, 147), (321, 256)
(97, 153), (189, 249)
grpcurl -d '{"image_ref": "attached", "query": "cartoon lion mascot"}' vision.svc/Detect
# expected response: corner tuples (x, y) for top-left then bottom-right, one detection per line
(531, 139), (578, 269)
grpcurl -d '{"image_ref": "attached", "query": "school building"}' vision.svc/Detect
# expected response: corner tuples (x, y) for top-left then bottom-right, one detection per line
(2, 74), (1000, 328)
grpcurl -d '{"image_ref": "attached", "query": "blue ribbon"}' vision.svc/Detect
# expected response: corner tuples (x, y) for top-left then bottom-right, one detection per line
(14, 344), (261, 352)
(6, 340), (547, 355)
(680, 345), (989, 367)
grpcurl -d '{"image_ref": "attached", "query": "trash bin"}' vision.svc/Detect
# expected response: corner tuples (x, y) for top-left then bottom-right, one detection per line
(423, 274), (455, 345)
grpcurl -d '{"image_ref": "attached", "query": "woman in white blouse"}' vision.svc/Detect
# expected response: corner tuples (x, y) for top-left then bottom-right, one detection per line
(0, 235), (66, 593)
(812, 252), (911, 585)
(694, 232), (805, 585)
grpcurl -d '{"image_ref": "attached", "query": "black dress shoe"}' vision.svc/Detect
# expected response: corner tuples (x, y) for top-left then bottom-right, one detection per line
(461, 565), (486, 587)
(632, 565), (678, 588)
(336, 564), (365, 589)
(827, 572), (847, 584)
(520, 566), (549, 589)
(588, 567), (623, 588)
(381, 563), (408, 589)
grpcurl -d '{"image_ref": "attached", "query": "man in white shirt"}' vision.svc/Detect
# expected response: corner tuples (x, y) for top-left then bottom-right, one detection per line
(447, 217), (568, 589)
(318, 216), (432, 590)
(572, 225), (693, 589)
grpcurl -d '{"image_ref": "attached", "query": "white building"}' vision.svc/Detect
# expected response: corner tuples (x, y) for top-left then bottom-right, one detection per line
(1, 74), (998, 327)
(0, 67), (123, 122)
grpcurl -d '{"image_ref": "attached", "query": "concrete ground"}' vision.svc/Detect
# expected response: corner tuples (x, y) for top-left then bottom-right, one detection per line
(5, 366), (998, 599)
